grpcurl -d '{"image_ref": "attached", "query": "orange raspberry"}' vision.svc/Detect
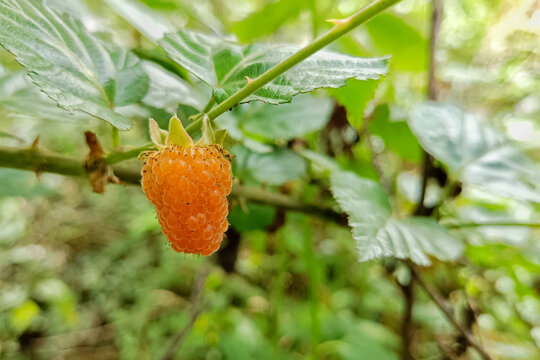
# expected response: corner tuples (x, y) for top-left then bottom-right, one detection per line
(141, 145), (232, 255)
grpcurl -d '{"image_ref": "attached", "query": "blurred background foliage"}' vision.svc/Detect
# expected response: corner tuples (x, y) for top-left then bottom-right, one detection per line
(0, 0), (539, 359)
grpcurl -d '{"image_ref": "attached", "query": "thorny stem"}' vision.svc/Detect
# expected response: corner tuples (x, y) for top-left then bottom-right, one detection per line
(204, 0), (402, 122)
(0, 145), (343, 223)
(1, 145), (539, 230)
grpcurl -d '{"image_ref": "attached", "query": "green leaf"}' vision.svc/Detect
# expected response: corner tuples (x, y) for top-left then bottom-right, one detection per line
(231, 145), (306, 186)
(141, 61), (205, 112)
(369, 104), (422, 161)
(0, 72), (89, 122)
(410, 102), (540, 203)
(229, 203), (277, 232)
(10, 300), (40, 332)
(0, 130), (23, 142)
(159, 29), (388, 105)
(330, 171), (463, 265)
(231, 0), (309, 42)
(0, 0), (149, 130)
(329, 78), (380, 129)
(104, 0), (174, 42)
(365, 13), (427, 72)
(235, 94), (333, 141)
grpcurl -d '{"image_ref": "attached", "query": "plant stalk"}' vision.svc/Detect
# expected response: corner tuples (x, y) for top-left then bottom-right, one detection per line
(105, 143), (156, 164)
(0, 145), (344, 223)
(111, 126), (120, 149)
(205, 0), (402, 121)
(1, 145), (538, 230)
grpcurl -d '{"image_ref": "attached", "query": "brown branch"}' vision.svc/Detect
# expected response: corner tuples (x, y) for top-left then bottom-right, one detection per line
(400, 277), (415, 360)
(414, 0), (444, 216)
(410, 266), (494, 360)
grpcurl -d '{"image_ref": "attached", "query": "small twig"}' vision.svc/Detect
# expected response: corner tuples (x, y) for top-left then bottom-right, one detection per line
(445, 221), (540, 229)
(410, 266), (494, 360)
(161, 266), (210, 360)
(414, 0), (444, 216)
(399, 276), (415, 360)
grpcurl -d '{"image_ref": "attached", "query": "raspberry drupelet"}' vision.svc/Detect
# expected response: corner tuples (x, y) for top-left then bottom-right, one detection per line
(141, 127), (232, 255)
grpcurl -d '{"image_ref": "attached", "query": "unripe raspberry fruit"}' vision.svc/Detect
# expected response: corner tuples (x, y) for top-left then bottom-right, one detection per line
(141, 144), (232, 256)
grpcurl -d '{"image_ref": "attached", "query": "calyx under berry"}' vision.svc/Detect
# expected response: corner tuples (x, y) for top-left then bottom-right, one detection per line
(148, 114), (226, 150)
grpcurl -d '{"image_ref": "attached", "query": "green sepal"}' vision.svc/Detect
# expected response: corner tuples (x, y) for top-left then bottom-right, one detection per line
(149, 118), (167, 149)
(214, 129), (227, 146)
(196, 114), (215, 146)
(166, 114), (194, 147)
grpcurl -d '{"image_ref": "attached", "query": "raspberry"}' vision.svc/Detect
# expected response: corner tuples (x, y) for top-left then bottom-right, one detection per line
(141, 145), (232, 255)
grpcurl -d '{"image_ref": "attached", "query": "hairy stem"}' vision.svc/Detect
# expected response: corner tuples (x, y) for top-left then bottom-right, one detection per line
(205, 0), (402, 121)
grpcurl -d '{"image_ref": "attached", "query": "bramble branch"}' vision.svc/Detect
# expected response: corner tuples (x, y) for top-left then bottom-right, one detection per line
(0, 145), (343, 223)
(2, 145), (538, 229)
(203, 0), (402, 122)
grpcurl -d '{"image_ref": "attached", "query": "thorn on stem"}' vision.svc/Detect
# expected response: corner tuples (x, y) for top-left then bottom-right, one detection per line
(30, 136), (40, 150)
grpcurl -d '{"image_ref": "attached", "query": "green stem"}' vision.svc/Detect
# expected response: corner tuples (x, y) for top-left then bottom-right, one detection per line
(3, 146), (538, 232)
(202, 97), (216, 113)
(0, 145), (343, 223)
(3, 146), (537, 231)
(111, 126), (120, 149)
(105, 143), (156, 164)
(310, 0), (319, 39)
(205, 0), (401, 121)
(445, 221), (540, 229)
(0, 147), (86, 177)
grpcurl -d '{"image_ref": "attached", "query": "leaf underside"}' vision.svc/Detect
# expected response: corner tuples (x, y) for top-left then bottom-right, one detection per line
(410, 102), (540, 203)
(330, 171), (463, 265)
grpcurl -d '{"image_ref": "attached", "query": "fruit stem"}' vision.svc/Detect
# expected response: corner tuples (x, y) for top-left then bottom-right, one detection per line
(204, 0), (401, 122)
(202, 97), (216, 113)
(111, 126), (120, 149)
(105, 143), (156, 164)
